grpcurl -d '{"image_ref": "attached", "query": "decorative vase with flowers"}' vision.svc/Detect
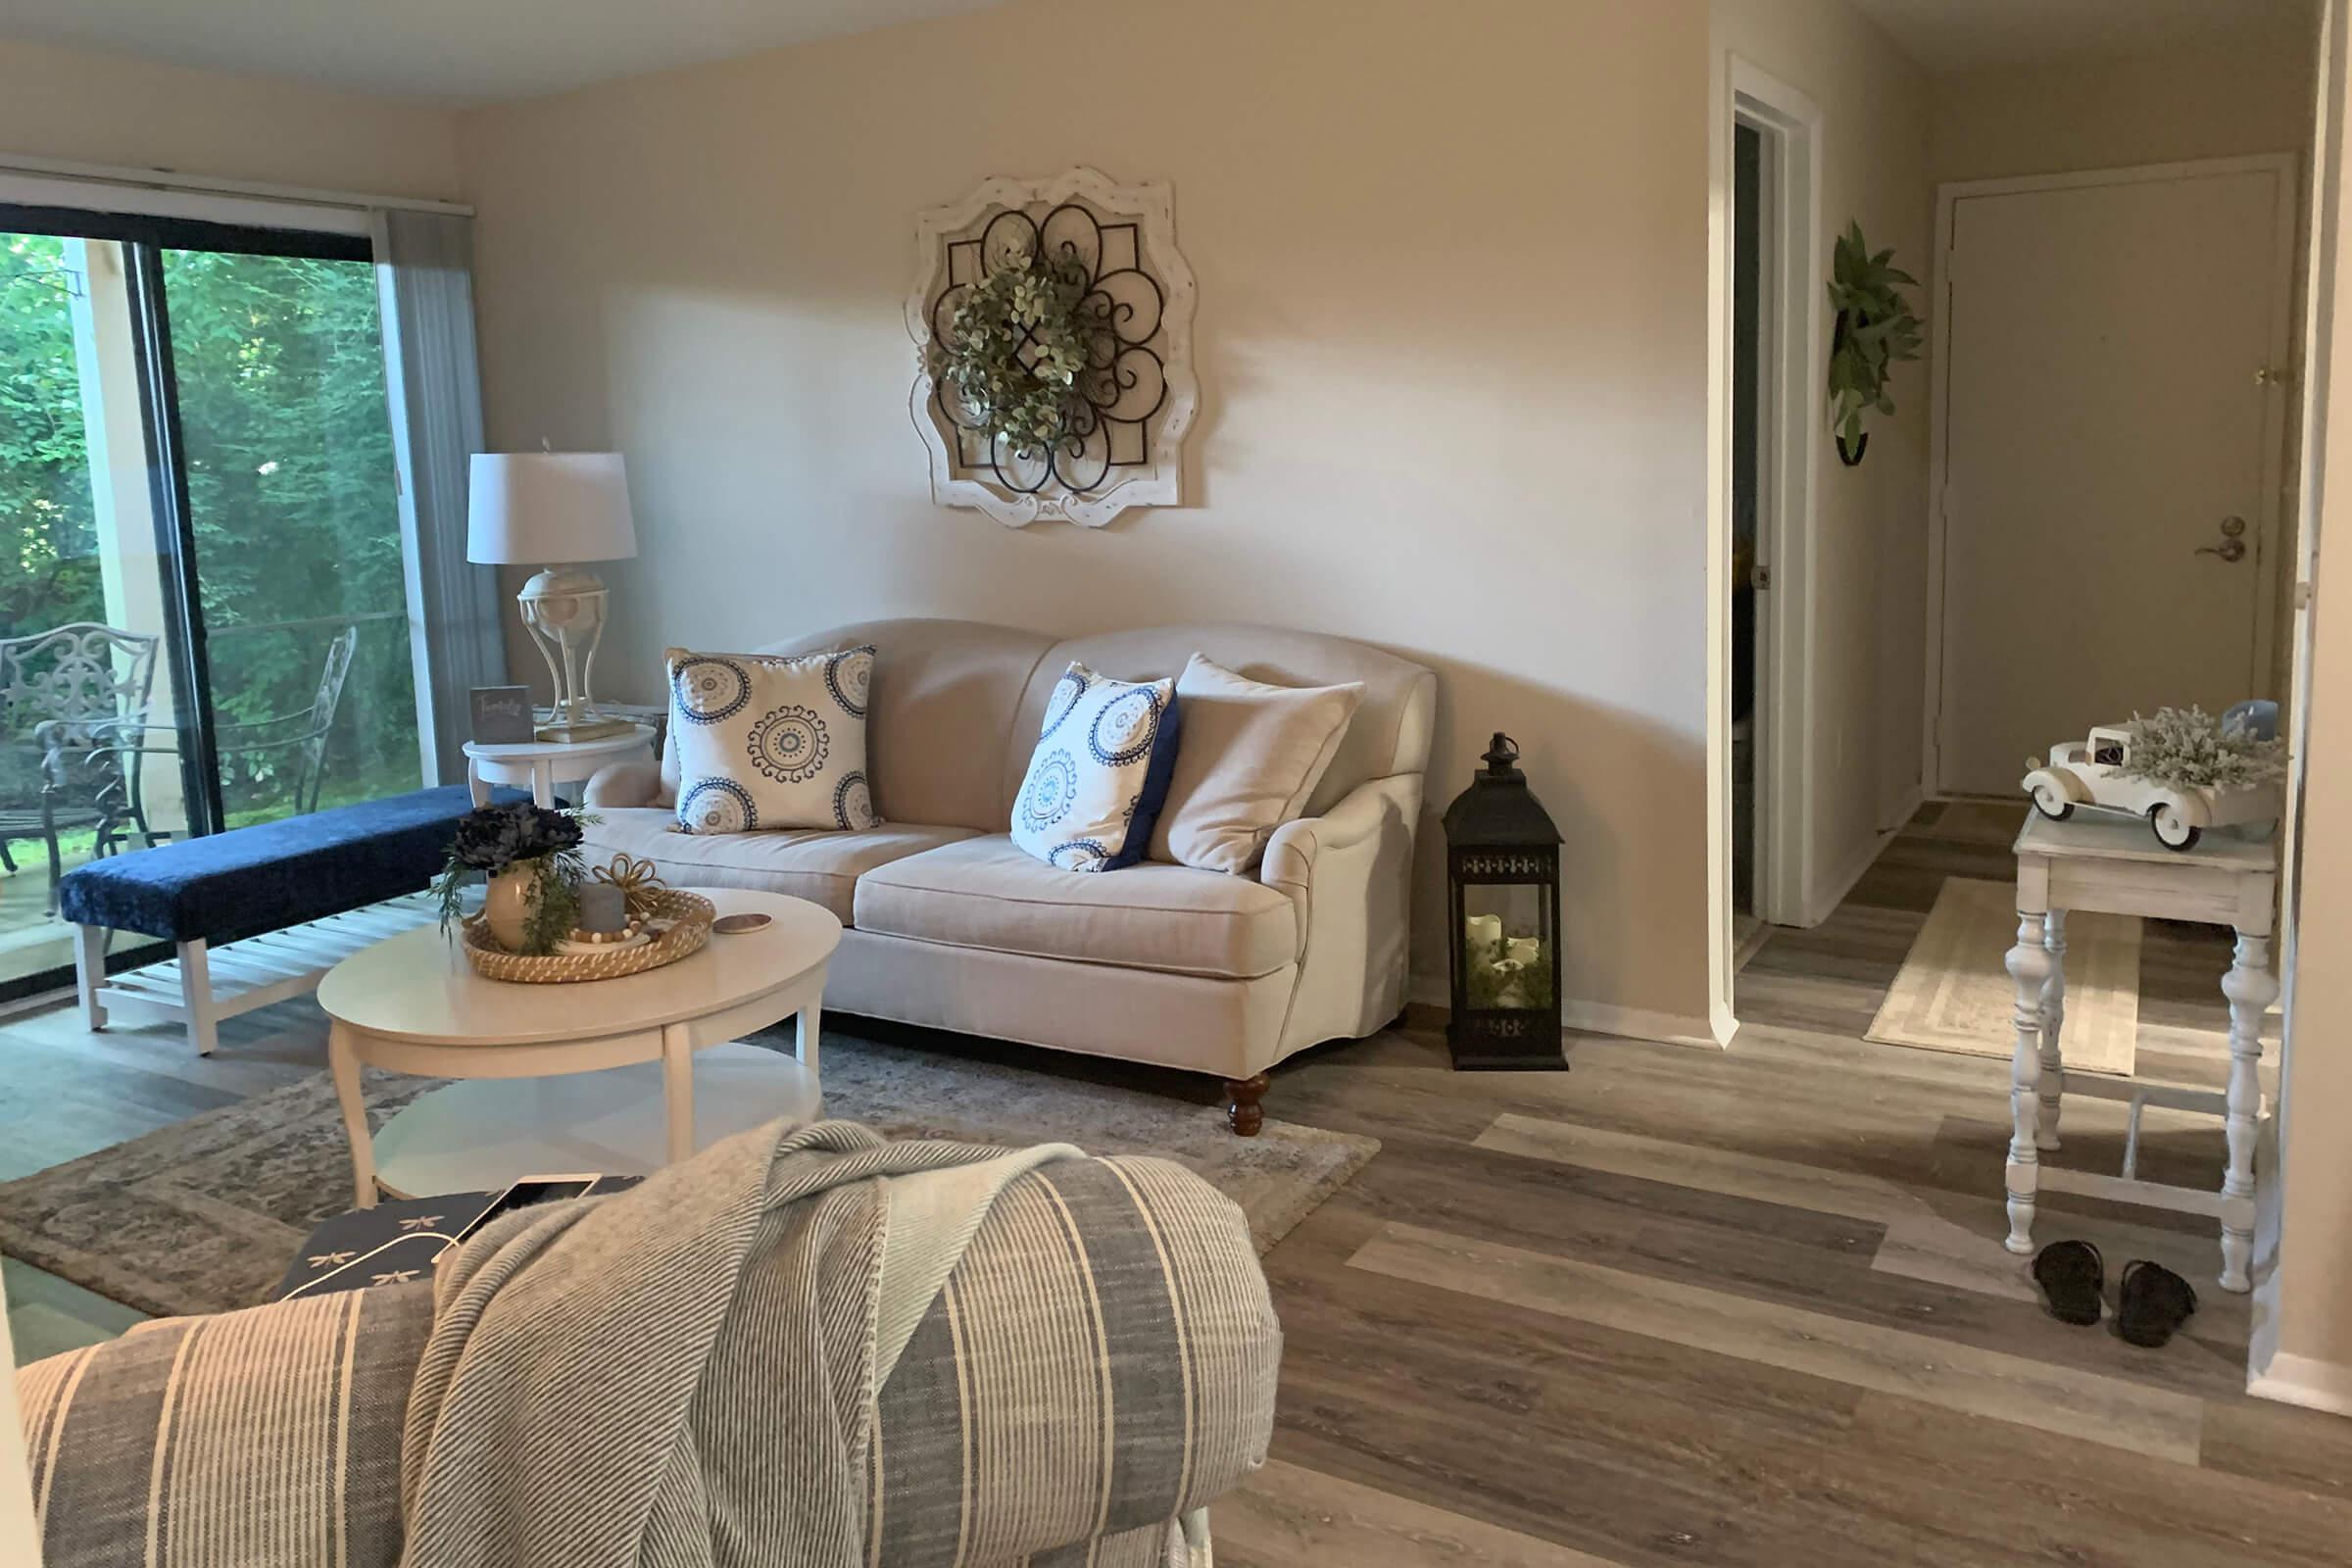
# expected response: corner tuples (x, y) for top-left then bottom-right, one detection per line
(433, 801), (591, 955)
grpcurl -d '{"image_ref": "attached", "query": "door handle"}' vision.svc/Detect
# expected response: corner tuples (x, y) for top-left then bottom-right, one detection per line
(2197, 515), (2248, 563)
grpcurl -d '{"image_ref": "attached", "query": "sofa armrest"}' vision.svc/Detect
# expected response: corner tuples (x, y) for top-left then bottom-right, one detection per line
(870, 1154), (1279, 1565)
(1261, 775), (1402, 884)
(583, 759), (664, 809)
(18, 1284), (434, 1568)
(1259, 773), (1423, 1054)
(17, 1157), (1274, 1568)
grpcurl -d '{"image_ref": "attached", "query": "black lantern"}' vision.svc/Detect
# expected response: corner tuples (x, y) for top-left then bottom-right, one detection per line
(1444, 733), (1566, 1071)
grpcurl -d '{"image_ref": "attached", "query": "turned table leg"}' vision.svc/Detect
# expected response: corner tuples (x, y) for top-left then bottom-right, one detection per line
(662, 1021), (695, 1166)
(1224, 1073), (1269, 1138)
(329, 1023), (377, 1210)
(2036, 910), (2068, 1152)
(2218, 929), (2277, 1294)
(2003, 909), (2053, 1256)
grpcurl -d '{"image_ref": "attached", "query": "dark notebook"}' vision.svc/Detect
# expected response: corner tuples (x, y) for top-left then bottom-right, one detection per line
(272, 1177), (644, 1301)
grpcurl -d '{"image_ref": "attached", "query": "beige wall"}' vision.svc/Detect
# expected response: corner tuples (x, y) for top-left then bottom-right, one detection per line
(0, 36), (462, 200)
(1712, 0), (1934, 929)
(459, 0), (1716, 1028)
(1934, 31), (2318, 185)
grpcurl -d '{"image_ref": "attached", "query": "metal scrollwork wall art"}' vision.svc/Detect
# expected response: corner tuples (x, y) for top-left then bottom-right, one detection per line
(907, 168), (1198, 528)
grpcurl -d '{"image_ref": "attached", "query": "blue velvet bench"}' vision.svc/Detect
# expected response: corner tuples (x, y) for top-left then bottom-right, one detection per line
(60, 785), (518, 1055)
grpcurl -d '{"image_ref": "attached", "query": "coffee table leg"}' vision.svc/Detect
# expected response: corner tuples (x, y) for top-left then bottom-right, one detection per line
(663, 1020), (693, 1165)
(797, 997), (822, 1081)
(329, 1022), (376, 1209)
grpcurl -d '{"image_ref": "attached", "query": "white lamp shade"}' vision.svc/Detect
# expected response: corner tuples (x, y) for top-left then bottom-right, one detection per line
(466, 452), (639, 565)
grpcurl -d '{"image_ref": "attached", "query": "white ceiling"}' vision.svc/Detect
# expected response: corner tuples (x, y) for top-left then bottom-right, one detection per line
(0, 0), (996, 104)
(1846, 0), (2319, 74)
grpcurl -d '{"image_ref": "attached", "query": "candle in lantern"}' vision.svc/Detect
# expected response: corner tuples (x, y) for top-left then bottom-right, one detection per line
(1505, 935), (1543, 966)
(1464, 912), (1502, 956)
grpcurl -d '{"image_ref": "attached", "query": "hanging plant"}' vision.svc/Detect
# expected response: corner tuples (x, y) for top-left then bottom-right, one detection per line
(926, 249), (1110, 460)
(1826, 221), (1924, 467)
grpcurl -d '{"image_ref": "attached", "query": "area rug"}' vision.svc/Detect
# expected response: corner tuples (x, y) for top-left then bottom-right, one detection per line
(1867, 876), (2142, 1075)
(0, 1032), (1376, 1321)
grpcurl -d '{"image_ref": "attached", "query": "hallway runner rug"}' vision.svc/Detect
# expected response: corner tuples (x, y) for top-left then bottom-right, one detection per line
(1868, 875), (2142, 1076)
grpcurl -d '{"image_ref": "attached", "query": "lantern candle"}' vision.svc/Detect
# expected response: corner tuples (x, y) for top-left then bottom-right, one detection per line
(1464, 913), (1503, 956)
(1504, 935), (1543, 965)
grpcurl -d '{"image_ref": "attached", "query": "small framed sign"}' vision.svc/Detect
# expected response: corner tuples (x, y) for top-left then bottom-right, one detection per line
(469, 686), (535, 746)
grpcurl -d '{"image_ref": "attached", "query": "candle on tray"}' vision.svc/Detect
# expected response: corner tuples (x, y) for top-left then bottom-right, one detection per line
(576, 881), (628, 935)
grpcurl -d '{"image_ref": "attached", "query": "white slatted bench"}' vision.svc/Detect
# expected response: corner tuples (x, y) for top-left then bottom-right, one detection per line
(60, 784), (515, 1054)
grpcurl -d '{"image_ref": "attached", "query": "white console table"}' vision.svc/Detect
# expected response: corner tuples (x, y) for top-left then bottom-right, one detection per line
(2000, 812), (2279, 1292)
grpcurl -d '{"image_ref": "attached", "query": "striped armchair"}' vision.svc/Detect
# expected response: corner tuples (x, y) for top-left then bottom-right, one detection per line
(18, 1154), (1279, 1567)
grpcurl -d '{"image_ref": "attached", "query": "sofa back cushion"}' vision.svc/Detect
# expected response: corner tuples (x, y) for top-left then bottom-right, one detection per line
(1005, 625), (1437, 820)
(693, 619), (1055, 833)
(656, 619), (1434, 832)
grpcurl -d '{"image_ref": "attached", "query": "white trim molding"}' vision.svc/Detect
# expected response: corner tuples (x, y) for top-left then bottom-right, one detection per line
(2248, 1351), (2352, 1416)
(906, 166), (1199, 529)
(1409, 976), (1729, 1053)
(1562, 1001), (1731, 1053)
(1710, 54), (1824, 1040)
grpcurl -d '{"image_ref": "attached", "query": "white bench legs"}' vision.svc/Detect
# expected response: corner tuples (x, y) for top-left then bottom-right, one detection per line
(70, 899), (439, 1056)
(178, 939), (220, 1057)
(74, 922), (108, 1032)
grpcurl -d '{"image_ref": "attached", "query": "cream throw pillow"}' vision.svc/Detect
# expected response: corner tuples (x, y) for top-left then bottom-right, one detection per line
(1150, 654), (1364, 873)
(667, 645), (880, 832)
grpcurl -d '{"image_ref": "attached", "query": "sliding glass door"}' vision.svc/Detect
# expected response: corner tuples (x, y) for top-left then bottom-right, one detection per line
(0, 209), (424, 998)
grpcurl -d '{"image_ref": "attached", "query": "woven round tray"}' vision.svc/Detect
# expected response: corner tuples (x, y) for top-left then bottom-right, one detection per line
(461, 889), (716, 984)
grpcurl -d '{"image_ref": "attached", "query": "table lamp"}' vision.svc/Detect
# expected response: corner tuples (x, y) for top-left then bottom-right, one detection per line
(466, 452), (640, 744)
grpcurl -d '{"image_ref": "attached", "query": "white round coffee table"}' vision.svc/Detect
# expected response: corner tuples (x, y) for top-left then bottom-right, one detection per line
(465, 723), (657, 808)
(317, 888), (838, 1206)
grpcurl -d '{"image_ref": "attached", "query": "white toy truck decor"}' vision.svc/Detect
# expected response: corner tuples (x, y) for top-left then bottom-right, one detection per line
(2022, 725), (2278, 851)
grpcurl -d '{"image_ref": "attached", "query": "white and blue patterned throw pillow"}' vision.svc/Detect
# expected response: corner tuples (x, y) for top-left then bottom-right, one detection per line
(1009, 662), (1183, 872)
(668, 645), (881, 833)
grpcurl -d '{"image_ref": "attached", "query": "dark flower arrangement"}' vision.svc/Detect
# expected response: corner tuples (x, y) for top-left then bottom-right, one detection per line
(433, 801), (592, 955)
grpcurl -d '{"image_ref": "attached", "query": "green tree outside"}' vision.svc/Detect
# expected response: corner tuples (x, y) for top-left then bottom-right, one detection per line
(0, 232), (420, 830)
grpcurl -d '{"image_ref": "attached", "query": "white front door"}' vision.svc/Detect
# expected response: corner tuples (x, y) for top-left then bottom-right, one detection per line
(1934, 161), (2294, 798)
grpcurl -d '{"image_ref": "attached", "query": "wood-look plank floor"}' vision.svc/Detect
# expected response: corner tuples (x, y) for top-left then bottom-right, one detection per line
(3, 803), (2346, 1563)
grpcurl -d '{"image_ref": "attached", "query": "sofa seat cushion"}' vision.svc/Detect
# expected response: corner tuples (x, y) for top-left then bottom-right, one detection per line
(580, 809), (976, 923)
(853, 835), (1298, 981)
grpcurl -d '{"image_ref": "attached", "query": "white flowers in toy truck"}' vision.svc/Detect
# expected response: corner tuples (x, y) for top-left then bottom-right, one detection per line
(2023, 707), (2283, 852)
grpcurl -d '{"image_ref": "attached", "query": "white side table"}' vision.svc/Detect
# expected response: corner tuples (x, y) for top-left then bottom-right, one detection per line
(2001, 812), (2280, 1291)
(465, 723), (657, 808)
(316, 889), (839, 1206)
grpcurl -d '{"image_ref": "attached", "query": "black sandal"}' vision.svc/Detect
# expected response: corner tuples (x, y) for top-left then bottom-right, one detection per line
(2032, 1239), (2105, 1325)
(2117, 1260), (2198, 1348)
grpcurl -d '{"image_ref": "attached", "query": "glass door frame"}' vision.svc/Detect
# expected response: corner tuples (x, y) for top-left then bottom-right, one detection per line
(0, 203), (376, 1004)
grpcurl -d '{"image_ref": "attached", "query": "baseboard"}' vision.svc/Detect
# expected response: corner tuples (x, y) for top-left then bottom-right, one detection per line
(1405, 978), (1724, 1051)
(1561, 1000), (1727, 1050)
(2248, 1351), (2352, 1416)
(1804, 789), (1922, 927)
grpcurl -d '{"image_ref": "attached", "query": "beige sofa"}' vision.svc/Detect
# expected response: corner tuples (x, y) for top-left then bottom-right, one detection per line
(583, 618), (1436, 1131)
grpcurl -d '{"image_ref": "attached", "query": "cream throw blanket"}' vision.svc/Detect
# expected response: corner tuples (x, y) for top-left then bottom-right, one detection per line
(398, 1119), (1081, 1568)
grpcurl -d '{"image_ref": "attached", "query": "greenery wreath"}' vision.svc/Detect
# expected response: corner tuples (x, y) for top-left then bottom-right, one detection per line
(928, 250), (1110, 459)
